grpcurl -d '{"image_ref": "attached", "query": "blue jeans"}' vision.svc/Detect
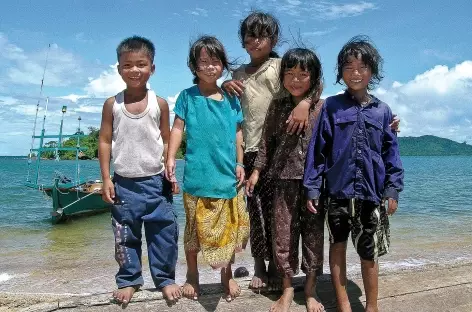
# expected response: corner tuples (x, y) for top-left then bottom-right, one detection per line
(112, 173), (179, 289)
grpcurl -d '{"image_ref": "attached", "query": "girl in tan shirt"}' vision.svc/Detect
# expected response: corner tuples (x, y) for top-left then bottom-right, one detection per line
(222, 11), (313, 291)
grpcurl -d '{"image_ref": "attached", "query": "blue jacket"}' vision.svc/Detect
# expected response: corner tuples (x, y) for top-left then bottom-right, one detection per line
(303, 92), (404, 203)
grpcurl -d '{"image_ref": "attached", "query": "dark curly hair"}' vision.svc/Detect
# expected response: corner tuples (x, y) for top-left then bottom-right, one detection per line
(188, 36), (231, 84)
(239, 11), (280, 58)
(280, 48), (323, 100)
(335, 35), (384, 90)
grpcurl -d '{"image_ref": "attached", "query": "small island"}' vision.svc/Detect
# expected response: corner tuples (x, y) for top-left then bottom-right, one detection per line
(398, 135), (472, 156)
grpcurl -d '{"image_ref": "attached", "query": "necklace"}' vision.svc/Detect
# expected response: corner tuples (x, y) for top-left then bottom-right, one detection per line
(360, 94), (372, 106)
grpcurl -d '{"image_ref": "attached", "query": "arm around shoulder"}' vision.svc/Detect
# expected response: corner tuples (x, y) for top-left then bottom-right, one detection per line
(381, 105), (404, 201)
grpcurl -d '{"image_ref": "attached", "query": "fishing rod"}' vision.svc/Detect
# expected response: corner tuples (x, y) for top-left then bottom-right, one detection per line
(27, 44), (51, 182)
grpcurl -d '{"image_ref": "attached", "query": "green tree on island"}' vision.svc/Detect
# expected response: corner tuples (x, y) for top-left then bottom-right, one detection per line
(39, 128), (188, 160)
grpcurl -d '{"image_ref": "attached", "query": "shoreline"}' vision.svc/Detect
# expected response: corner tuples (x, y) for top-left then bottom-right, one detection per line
(2, 262), (472, 311)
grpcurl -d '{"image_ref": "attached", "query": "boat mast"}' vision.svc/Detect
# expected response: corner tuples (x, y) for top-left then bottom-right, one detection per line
(35, 97), (49, 186)
(76, 116), (82, 190)
(27, 44), (51, 183)
(55, 105), (67, 161)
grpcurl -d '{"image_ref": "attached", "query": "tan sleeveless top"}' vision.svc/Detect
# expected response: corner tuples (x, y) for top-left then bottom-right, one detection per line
(111, 89), (164, 178)
(233, 58), (284, 152)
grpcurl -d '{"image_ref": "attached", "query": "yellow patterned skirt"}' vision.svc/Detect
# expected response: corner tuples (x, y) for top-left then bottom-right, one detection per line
(183, 187), (249, 269)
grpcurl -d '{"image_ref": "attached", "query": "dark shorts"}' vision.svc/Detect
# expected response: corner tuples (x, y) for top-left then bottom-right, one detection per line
(326, 198), (390, 261)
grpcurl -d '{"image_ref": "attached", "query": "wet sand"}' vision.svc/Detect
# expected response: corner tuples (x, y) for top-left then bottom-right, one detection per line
(1, 263), (472, 311)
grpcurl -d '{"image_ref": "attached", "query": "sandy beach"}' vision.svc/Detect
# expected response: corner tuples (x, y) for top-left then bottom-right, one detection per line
(1, 262), (472, 311)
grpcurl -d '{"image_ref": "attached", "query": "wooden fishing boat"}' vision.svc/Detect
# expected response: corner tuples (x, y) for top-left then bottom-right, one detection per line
(24, 48), (111, 223)
(40, 178), (111, 223)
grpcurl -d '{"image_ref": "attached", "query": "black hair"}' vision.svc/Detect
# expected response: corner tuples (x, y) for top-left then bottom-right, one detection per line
(335, 35), (383, 90)
(116, 36), (155, 63)
(188, 36), (231, 84)
(239, 11), (280, 58)
(280, 48), (323, 100)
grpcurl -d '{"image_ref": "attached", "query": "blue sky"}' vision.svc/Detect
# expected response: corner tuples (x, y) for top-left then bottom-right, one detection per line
(1, 0), (471, 155)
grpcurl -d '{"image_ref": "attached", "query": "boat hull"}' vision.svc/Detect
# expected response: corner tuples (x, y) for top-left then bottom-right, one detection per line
(44, 186), (112, 224)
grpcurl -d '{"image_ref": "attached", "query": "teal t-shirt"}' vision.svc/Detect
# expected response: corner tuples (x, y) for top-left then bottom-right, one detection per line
(174, 85), (243, 199)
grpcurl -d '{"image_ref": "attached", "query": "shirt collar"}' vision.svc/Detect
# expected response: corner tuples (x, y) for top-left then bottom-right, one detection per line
(343, 90), (380, 106)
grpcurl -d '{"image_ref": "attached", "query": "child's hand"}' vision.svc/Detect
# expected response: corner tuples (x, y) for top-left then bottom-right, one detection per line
(306, 198), (319, 214)
(171, 181), (180, 194)
(236, 165), (245, 188)
(385, 198), (398, 215)
(165, 158), (177, 183)
(390, 114), (400, 132)
(102, 177), (115, 204)
(245, 170), (259, 197)
(222, 79), (245, 97)
(287, 99), (310, 135)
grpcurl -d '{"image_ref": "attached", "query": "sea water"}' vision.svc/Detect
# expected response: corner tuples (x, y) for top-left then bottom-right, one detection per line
(0, 156), (471, 294)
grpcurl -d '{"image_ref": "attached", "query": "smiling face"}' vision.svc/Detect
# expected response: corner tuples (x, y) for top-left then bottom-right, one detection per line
(342, 54), (372, 92)
(118, 50), (154, 89)
(283, 65), (311, 99)
(195, 48), (223, 84)
(243, 35), (274, 60)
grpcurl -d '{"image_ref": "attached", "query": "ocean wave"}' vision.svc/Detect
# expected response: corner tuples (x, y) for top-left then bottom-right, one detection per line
(0, 273), (13, 283)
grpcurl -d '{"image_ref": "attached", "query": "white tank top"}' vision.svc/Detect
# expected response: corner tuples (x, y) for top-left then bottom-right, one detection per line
(111, 89), (164, 178)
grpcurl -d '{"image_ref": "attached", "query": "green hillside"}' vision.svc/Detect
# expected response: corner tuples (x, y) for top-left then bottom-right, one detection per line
(399, 135), (472, 156)
(33, 133), (471, 159)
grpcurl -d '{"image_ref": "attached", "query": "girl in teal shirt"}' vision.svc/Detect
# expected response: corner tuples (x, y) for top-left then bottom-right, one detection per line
(166, 36), (249, 303)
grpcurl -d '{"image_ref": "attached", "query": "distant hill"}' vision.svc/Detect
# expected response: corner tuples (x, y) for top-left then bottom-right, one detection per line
(6, 134), (472, 159)
(399, 135), (472, 156)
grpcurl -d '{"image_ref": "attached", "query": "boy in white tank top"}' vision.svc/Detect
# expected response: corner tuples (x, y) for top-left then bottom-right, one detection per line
(99, 36), (181, 307)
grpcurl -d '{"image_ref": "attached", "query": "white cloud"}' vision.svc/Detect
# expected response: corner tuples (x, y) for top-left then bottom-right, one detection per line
(315, 1), (377, 19)
(422, 49), (456, 62)
(75, 105), (103, 114)
(9, 104), (42, 116)
(241, 0), (376, 19)
(0, 95), (23, 106)
(75, 32), (93, 44)
(0, 34), (26, 61)
(59, 94), (88, 103)
(84, 63), (126, 98)
(186, 7), (208, 17)
(372, 61), (472, 143)
(0, 33), (93, 88)
(303, 28), (337, 37)
(167, 92), (180, 125)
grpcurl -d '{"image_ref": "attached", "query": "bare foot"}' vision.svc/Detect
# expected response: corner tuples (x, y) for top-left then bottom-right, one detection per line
(182, 273), (199, 300)
(249, 257), (267, 289)
(306, 296), (325, 312)
(304, 273), (324, 312)
(111, 285), (139, 307)
(267, 260), (282, 292)
(269, 276), (282, 292)
(221, 267), (241, 302)
(270, 287), (294, 312)
(336, 300), (352, 312)
(365, 305), (379, 312)
(162, 283), (182, 303)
